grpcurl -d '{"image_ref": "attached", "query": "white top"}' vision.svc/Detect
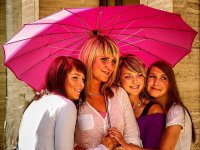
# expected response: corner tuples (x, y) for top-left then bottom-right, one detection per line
(166, 105), (192, 150)
(75, 87), (142, 149)
(18, 94), (77, 150)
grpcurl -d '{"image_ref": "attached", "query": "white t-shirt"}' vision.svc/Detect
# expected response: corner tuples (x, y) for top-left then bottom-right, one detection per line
(18, 94), (77, 150)
(166, 105), (192, 150)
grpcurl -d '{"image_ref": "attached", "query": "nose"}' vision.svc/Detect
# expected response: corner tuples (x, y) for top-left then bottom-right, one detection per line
(105, 61), (114, 71)
(153, 78), (159, 86)
(131, 77), (138, 84)
(79, 79), (85, 89)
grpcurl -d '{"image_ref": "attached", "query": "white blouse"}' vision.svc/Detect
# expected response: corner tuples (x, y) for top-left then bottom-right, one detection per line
(166, 104), (192, 150)
(75, 87), (142, 149)
(18, 94), (77, 150)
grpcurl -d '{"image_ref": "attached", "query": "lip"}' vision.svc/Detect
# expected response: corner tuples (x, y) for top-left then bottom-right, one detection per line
(130, 85), (140, 89)
(75, 89), (82, 93)
(102, 70), (110, 75)
(151, 87), (161, 90)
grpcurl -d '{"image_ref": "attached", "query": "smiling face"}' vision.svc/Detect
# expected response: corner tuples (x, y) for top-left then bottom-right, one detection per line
(64, 67), (85, 100)
(92, 55), (117, 83)
(147, 66), (169, 102)
(120, 67), (145, 97)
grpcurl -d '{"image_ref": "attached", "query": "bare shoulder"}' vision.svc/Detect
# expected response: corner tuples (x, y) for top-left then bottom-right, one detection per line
(149, 103), (164, 114)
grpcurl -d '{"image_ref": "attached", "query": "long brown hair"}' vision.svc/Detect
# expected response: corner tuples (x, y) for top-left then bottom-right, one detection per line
(147, 61), (196, 142)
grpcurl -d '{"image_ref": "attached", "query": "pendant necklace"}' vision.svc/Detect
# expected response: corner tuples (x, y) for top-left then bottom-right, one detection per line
(133, 100), (144, 111)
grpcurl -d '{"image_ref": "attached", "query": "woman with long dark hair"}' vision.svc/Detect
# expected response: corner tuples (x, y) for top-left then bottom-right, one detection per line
(146, 61), (196, 150)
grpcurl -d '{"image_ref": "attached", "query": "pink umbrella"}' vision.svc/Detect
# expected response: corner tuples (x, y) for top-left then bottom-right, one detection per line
(3, 4), (197, 91)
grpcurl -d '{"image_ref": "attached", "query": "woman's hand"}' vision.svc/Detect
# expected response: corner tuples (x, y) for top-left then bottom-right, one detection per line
(102, 133), (118, 150)
(108, 127), (127, 148)
(108, 128), (143, 150)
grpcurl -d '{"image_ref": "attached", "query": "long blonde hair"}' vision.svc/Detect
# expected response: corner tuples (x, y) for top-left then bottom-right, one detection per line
(79, 35), (119, 97)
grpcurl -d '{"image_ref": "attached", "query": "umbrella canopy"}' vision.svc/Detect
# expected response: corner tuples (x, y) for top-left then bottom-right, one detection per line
(3, 4), (197, 91)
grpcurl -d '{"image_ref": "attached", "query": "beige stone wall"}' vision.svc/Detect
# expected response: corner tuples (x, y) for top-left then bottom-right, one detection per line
(4, 0), (38, 149)
(173, 0), (200, 149)
(141, 0), (200, 149)
(0, 1), (7, 149)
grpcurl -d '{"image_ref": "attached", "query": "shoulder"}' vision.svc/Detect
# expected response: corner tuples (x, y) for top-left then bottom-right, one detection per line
(148, 103), (164, 114)
(166, 104), (185, 128)
(45, 94), (76, 111)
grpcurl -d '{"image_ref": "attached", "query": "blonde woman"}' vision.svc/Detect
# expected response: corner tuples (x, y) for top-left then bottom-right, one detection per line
(74, 35), (142, 150)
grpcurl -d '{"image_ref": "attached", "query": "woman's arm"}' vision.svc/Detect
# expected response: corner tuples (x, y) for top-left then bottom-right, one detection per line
(160, 105), (184, 150)
(160, 125), (182, 150)
(119, 88), (142, 147)
(55, 101), (77, 150)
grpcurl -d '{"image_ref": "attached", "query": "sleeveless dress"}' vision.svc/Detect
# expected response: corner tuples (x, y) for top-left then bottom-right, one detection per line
(136, 102), (165, 149)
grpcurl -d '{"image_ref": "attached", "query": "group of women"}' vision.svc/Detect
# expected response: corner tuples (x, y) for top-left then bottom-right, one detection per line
(18, 35), (195, 150)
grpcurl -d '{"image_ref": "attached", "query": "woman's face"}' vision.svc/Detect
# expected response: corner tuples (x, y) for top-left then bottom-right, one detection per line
(147, 66), (169, 101)
(64, 67), (85, 100)
(92, 54), (117, 83)
(120, 67), (145, 97)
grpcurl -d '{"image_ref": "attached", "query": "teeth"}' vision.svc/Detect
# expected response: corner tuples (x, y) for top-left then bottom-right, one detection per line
(102, 70), (110, 75)
(76, 89), (81, 92)
(130, 85), (139, 89)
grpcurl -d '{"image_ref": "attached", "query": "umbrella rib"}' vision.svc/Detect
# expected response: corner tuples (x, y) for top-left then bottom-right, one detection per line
(18, 40), (85, 79)
(113, 32), (190, 51)
(17, 42), (86, 80)
(6, 33), (90, 62)
(64, 9), (93, 30)
(112, 36), (164, 61)
(5, 31), (89, 46)
(102, 25), (194, 33)
(101, 14), (191, 33)
(100, 5), (142, 29)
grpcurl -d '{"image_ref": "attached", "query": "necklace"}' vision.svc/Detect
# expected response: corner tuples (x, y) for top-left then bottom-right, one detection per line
(133, 100), (144, 111)
(88, 92), (100, 96)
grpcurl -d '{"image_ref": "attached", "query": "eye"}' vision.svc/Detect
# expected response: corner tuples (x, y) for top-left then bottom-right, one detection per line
(138, 73), (143, 77)
(72, 75), (78, 80)
(112, 59), (117, 65)
(148, 75), (155, 79)
(124, 75), (132, 80)
(101, 57), (108, 62)
(161, 76), (167, 80)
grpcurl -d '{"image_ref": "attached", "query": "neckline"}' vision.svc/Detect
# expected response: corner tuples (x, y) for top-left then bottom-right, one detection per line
(133, 100), (144, 111)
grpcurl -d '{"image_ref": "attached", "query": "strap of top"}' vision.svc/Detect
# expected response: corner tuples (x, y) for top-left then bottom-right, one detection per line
(140, 101), (155, 117)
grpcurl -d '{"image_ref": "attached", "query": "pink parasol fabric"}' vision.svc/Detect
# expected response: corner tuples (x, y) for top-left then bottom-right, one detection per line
(2, 4), (197, 91)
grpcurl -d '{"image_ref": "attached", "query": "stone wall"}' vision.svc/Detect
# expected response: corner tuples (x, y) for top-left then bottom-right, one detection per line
(0, 0), (7, 149)
(4, 1), (38, 149)
(173, 0), (199, 149)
